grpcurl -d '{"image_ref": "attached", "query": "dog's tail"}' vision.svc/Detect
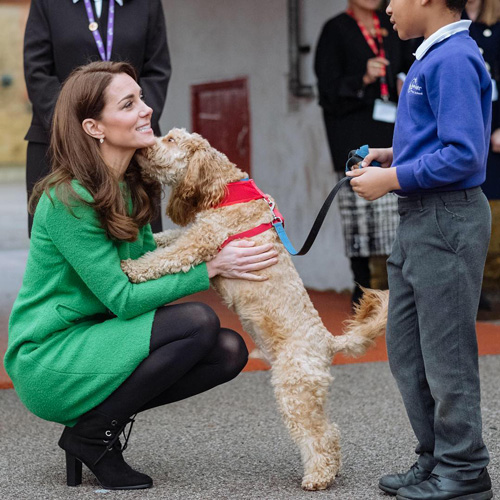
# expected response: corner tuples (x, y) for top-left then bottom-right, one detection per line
(329, 288), (389, 358)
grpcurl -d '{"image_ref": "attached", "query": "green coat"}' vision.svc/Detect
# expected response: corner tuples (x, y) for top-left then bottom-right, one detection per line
(4, 182), (209, 426)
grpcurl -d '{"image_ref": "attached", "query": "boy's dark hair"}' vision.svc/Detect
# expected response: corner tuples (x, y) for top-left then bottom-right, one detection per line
(446, 0), (467, 12)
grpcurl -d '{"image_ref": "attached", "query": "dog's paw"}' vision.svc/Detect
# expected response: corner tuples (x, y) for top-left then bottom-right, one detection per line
(301, 471), (336, 491)
(121, 259), (147, 283)
(120, 258), (132, 273)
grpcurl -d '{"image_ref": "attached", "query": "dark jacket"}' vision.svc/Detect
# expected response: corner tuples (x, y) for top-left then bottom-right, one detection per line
(24, 0), (171, 144)
(314, 12), (415, 170)
(463, 13), (500, 132)
(462, 12), (500, 199)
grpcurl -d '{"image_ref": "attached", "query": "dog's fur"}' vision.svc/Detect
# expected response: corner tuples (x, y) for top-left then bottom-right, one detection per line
(121, 128), (387, 490)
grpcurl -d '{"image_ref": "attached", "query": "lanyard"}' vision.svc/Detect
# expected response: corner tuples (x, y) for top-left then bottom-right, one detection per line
(346, 9), (389, 101)
(84, 0), (115, 61)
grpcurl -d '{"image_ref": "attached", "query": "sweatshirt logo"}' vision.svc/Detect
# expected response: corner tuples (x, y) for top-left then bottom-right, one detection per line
(408, 77), (423, 96)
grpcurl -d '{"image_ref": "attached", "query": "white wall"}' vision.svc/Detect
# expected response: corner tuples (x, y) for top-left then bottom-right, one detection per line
(160, 0), (353, 292)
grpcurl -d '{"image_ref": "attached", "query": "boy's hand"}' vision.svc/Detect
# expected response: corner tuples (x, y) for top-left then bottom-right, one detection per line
(346, 167), (401, 201)
(361, 147), (394, 168)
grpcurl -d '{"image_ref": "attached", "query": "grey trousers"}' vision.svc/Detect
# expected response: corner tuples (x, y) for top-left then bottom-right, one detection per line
(386, 187), (491, 480)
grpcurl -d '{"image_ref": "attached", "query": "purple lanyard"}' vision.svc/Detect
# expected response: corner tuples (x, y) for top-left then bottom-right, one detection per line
(83, 0), (115, 61)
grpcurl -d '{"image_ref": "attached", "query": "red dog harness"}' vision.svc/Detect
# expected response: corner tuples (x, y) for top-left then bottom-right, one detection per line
(215, 179), (284, 249)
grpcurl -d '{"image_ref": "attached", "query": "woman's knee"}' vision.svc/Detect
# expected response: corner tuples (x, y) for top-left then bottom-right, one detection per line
(188, 302), (220, 345)
(217, 329), (249, 378)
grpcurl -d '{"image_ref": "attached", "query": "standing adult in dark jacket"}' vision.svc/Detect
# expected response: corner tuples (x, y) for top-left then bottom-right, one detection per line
(463, 0), (500, 200)
(463, 0), (500, 311)
(314, 0), (414, 305)
(24, 0), (170, 235)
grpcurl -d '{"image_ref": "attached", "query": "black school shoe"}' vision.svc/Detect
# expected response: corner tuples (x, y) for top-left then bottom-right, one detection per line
(396, 468), (492, 500)
(379, 462), (432, 495)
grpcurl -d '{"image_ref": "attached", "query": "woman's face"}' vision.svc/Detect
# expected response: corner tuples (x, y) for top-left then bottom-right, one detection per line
(96, 73), (156, 154)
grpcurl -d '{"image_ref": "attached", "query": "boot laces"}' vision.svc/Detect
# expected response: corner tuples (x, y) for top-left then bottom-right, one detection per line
(120, 414), (136, 453)
(93, 414), (136, 466)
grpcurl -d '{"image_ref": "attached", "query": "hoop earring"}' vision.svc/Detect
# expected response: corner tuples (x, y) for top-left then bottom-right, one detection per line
(99, 138), (104, 144)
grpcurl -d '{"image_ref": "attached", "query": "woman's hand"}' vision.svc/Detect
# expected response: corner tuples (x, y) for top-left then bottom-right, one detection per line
(363, 57), (389, 86)
(491, 128), (500, 153)
(206, 240), (278, 281)
(360, 147), (394, 169)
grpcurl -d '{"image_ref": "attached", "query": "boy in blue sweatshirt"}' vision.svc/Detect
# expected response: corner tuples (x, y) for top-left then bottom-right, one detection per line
(346, 0), (493, 499)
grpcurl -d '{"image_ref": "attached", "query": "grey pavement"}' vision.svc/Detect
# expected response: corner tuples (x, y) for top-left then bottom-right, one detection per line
(0, 357), (498, 500)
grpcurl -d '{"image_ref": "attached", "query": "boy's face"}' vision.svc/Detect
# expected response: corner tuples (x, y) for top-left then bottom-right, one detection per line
(386, 0), (424, 40)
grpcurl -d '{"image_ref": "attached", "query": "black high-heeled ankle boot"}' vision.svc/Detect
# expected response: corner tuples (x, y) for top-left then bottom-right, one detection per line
(58, 410), (153, 490)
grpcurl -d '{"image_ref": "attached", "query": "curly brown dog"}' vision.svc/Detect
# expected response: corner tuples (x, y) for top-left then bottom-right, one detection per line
(121, 128), (387, 490)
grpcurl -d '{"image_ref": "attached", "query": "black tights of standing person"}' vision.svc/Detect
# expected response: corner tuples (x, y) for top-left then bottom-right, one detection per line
(350, 256), (371, 306)
(58, 302), (248, 489)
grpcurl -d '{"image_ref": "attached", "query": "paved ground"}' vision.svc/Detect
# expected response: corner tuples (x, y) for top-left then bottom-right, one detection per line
(0, 356), (499, 500)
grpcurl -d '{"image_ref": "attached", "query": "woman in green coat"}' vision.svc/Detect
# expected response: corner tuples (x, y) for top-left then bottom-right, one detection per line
(4, 61), (278, 491)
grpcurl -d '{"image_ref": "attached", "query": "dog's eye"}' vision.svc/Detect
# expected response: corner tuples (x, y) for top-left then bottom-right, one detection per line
(167, 137), (175, 143)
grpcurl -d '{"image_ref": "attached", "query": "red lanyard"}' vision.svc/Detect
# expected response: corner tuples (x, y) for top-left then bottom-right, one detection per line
(346, 9), (389, 101)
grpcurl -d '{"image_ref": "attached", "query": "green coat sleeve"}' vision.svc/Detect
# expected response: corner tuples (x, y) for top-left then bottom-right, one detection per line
(41, 189), (209, 320)
(142, 223), (158, 253)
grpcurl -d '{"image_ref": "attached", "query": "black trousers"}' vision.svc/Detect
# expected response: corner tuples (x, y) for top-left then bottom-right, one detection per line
(26, 141), (163, 236)
(93, 302), (249, 421)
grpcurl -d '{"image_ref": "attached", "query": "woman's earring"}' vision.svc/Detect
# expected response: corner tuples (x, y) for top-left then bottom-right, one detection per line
(99, 137), (104, 144)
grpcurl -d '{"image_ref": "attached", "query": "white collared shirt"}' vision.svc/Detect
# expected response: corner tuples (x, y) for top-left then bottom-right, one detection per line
(72, 0), (123, 19)
(415, 20), (472, 60)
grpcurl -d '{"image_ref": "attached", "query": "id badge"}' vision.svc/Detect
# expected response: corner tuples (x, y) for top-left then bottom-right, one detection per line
(492, 79), (498, 102)
(373, 99), (397, 123)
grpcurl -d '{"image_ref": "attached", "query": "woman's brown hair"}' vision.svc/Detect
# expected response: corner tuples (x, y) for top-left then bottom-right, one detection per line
(474, 0), (500, 25)
(29, 61), (161, 242)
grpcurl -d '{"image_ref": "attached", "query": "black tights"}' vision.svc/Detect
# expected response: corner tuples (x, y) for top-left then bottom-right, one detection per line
(94, 302), (248, 420)
(350, 256), (371, 305)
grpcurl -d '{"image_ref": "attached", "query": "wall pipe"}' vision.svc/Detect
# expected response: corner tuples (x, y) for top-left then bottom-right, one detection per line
(288, 0), (314, 98)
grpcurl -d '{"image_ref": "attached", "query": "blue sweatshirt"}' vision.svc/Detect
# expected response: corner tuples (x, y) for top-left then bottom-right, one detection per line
(393, 30), (492, 195)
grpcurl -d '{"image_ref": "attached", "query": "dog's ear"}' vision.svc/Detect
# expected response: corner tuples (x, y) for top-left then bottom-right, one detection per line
(191, 147), (229, 210)
(167, 144), (229, 226)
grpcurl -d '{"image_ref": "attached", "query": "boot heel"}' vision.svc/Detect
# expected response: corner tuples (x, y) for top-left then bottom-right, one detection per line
(65, 451), (82, 486)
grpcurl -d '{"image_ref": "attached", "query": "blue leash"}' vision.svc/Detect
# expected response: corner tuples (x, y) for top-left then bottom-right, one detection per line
(273, 145), (378, 256)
